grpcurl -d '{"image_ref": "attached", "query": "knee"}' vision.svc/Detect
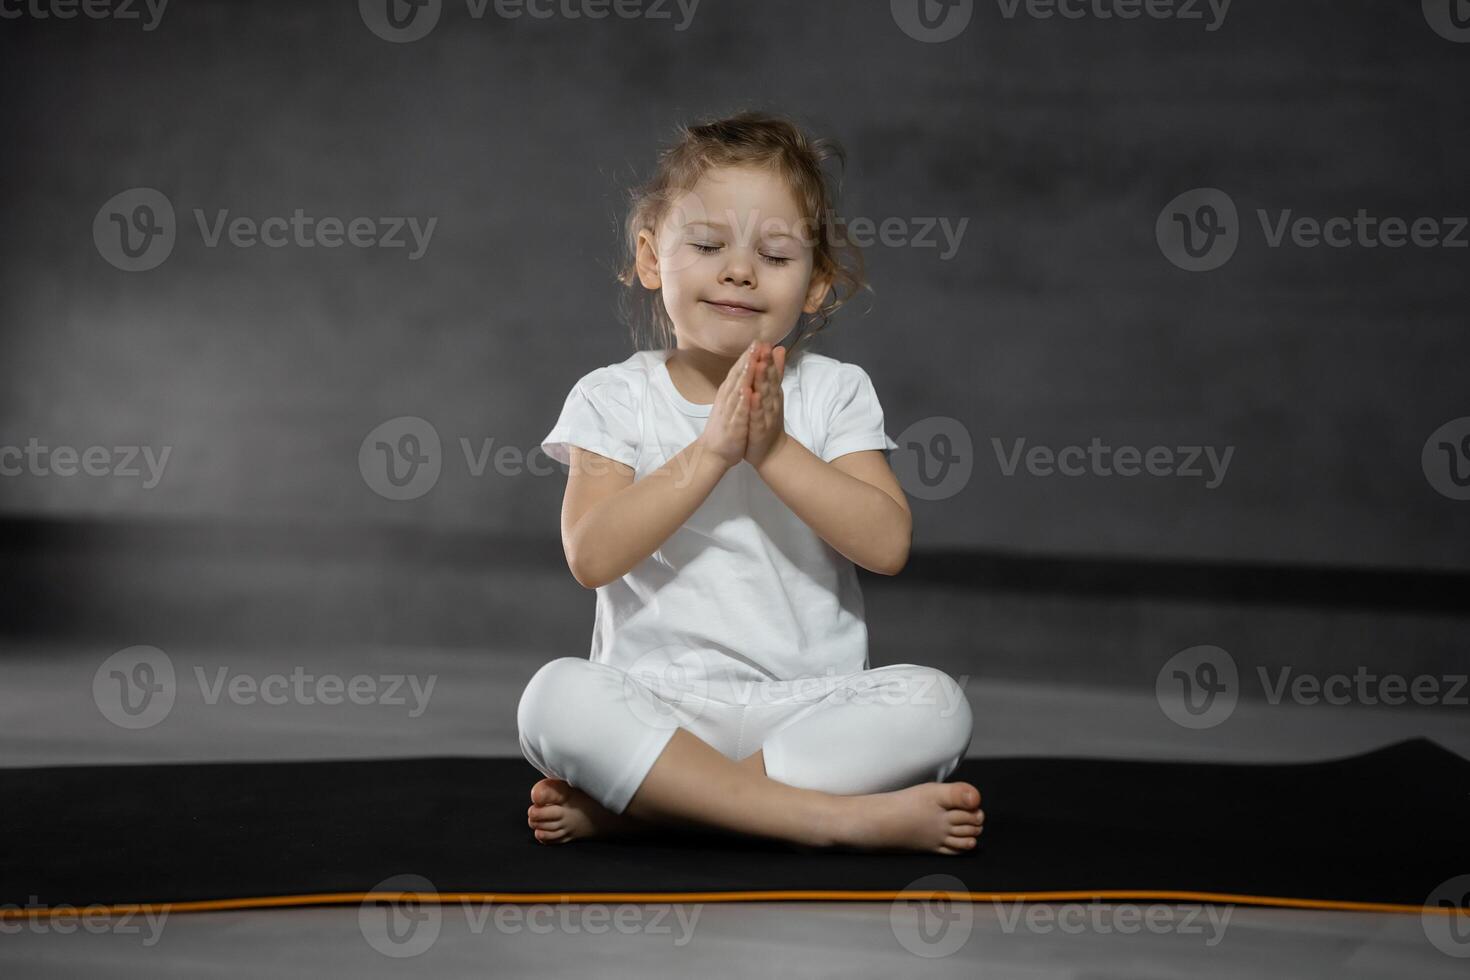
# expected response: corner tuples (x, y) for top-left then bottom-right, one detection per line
(517, 657), (605, 754)
(927, 667), (973, 759)
(887, 665), (973, 760)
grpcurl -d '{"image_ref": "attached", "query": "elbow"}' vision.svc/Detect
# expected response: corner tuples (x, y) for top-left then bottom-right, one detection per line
(872, 514), (912, 576)
(563, 522), (610, 590)
(563, 537), (608, 590)
(566, 552), (610, 590)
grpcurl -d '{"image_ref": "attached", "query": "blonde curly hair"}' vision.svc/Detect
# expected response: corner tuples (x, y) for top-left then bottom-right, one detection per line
(615, 108), (872, 355)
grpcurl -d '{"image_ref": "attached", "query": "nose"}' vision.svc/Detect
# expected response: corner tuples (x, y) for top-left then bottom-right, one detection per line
(720, 258), (754, 288)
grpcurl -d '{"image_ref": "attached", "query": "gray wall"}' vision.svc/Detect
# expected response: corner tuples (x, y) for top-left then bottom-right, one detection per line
(2, 0), (1468, 571)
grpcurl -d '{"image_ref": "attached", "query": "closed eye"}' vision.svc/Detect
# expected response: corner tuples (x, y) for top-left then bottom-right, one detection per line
(691, 243), (792, 266)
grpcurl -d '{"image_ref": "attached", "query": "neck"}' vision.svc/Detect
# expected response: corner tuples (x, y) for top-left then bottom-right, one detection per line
(665, 325), (803, 394)
(666, 344), (741, 396)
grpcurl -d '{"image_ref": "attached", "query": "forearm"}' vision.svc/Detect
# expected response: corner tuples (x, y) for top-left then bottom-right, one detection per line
(566, 442), (729, 589)
(754, 437), (911, 575)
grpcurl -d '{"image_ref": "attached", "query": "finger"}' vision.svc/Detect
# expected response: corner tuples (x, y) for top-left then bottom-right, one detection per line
(724, 345), (755, 390)
(723, 349), (752, 410)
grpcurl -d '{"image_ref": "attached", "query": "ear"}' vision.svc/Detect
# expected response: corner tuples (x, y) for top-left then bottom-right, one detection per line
(634, 227), (662, 290)
(802, 265), (834, 314)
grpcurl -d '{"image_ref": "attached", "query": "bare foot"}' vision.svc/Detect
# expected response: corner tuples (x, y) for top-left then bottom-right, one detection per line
(527, 777), (653, 844)
(831, 781), (985, 855)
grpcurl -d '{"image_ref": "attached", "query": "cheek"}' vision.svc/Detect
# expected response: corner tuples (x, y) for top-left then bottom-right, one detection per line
(776, 266), (815, 304)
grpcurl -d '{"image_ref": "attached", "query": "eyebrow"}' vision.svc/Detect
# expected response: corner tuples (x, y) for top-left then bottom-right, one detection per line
(684, 220), (800, 241)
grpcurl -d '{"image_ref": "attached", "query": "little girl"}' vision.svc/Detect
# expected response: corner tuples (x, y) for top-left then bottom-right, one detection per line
(517, 111), (983, 854)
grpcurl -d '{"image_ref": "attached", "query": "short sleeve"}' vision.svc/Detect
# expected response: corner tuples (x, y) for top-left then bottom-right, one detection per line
(820, 363), (901, 463)
(541, 374), (640, 469)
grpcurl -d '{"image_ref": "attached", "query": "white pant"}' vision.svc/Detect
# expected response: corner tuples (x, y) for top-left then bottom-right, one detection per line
(517, 657), (974, 815)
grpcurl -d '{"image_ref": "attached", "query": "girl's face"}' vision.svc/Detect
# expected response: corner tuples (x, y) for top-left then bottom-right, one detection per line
(636, 165), (832, 358)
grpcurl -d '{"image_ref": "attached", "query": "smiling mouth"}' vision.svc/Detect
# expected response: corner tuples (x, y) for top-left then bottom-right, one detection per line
(703, 300), (762, 314)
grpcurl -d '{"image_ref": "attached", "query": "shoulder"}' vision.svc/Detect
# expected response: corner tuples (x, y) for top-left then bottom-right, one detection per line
(790, 350), (879, 399)
(567, 350), (659, 406)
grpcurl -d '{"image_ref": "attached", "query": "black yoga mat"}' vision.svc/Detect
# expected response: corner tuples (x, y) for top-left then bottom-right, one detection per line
(3, 738), (1466, 913)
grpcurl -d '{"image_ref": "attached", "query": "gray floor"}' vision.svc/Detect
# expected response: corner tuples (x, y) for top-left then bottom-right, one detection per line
(3, 639), (1466, 978)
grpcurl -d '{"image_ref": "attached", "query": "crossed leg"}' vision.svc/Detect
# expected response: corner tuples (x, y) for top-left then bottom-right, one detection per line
(519, 659), (983, 855)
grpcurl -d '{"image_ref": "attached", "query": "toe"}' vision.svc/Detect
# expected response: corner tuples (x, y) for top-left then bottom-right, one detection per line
(942, 782), (981, 811)
(949, 809), (982, 827)
(530, 778), (571, 806)
(943, 834), (978, 851)
(534, 827), (568, 843)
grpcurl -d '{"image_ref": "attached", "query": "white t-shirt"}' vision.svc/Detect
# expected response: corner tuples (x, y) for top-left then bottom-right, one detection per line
(541, 347), (901, 692)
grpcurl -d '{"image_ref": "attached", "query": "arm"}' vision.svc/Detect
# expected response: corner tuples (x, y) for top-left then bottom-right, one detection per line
(559, 442), (728, 590)
(742, 342), (911, 575)
(559, 343), (758, 589)
(754, 441), (912, 575)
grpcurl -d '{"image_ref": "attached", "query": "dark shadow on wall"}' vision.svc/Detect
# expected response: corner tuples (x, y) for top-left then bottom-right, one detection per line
(2, 513), (1465, 693)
